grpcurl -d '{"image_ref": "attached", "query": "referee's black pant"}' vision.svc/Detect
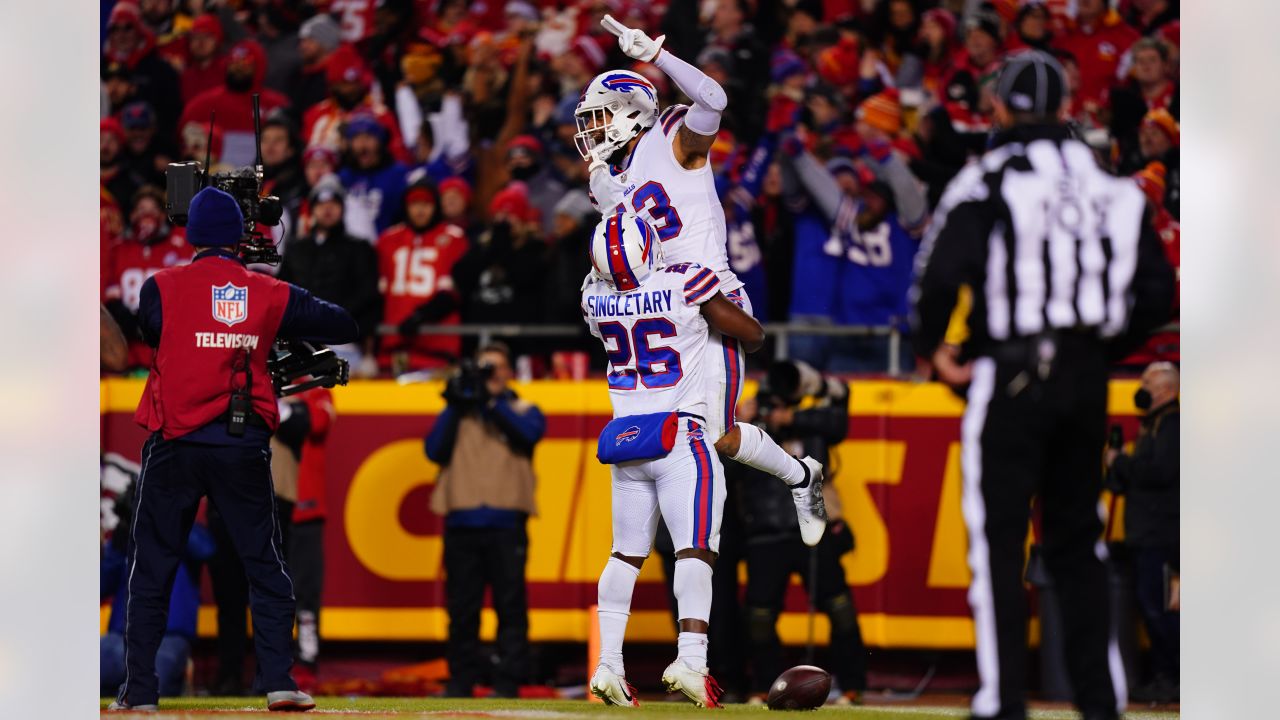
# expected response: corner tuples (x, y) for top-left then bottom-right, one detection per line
(962, 336), (1125, 720)
(116, 434), (298, 707)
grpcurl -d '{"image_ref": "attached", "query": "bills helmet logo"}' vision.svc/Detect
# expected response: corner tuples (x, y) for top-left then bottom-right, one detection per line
(212, 283), (248, 327)
(615, 426), (641, 446)
(601, 73), (656, 103)
(687, 426), (705, 442)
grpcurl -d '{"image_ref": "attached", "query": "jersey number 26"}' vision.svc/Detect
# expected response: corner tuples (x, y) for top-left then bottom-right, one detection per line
(598, 318), (683, 390)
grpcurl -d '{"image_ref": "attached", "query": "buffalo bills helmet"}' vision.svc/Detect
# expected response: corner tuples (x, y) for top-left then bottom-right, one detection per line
(574, 70), (660, 162)
(589, 210), (661, 291)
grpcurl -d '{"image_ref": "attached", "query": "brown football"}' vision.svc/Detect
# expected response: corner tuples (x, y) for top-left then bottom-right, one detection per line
(766, 665), (832, 710)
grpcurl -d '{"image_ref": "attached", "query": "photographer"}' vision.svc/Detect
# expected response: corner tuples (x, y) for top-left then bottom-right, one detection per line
(111, 187), (357, 713)
(424, 342), (545, 698)
(736, 361), (868, 702)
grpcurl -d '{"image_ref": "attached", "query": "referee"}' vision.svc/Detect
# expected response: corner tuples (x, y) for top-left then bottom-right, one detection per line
(912, 51), (1174, 720)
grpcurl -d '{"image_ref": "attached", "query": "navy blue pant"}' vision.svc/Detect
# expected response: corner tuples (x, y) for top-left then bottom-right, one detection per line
(117, 433), (298, 706)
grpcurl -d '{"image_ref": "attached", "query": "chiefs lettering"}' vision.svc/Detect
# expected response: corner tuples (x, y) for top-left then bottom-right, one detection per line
(194, 332), (261, 349)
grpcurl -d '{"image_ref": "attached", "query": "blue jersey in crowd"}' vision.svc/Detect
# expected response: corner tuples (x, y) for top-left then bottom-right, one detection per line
(831, 198), (920, 329)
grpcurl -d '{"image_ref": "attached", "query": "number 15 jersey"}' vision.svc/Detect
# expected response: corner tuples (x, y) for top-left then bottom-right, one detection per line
(602, 106), (744, 295)
(582, 262), (722, 419)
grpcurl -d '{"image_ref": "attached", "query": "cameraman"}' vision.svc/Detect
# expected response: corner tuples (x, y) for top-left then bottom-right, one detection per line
(737, 361), (868, 702)
(111, 187), (357, 713)
(424, 342), (545, 698)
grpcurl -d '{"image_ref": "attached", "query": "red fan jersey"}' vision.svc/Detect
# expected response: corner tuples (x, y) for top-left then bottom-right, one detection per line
(330, 0), (378, 43)
(104, 231), (195, 312)
(104, 231), (195, 368)
(1053, 10), (1140, 111)
(302, 98), (411, 165)
(376, 222), (468, 370)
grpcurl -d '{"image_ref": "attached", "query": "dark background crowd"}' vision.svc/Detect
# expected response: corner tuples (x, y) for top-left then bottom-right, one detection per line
(100, 0), (1180, 377)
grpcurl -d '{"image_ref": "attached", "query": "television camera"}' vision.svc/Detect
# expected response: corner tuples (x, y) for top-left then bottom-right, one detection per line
(164, 95), (350, 397)
(163, 94), (284, 265)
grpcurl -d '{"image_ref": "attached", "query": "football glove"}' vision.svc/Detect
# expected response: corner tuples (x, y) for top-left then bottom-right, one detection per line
(601, 14), (665, 63)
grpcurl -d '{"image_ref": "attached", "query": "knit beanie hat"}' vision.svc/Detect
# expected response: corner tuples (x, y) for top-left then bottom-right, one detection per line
(856, 89), (902, 135)
(1133, 161), (1167, 206)
(186, 187), (245, 247)
(309, 173), (346, 204)
(299, 14), (341, 54)
(1142, 108), (1180, 147)
(439, 176), (473, 205)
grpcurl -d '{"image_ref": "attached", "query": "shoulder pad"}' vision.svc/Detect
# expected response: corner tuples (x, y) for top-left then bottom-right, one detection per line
(660, 104), (690, 136)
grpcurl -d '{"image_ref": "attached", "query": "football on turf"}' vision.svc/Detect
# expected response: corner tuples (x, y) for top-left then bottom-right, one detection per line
(766, 665), (831, 710)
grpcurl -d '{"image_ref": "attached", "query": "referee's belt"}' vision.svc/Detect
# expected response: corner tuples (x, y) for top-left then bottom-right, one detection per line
(212, 410), (271, 430)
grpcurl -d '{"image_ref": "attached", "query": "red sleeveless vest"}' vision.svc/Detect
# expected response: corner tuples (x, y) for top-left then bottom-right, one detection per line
(135, 255), (290, 439)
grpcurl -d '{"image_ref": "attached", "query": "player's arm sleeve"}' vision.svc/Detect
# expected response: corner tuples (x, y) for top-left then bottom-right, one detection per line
(424, 405), (462, 465)
(655, 49), (726, 136)
(279, 285), (360, 344)
(487, 396), (547, 456)
(787, 149), (844, 222)
(137, 276), (163, 347)
(910, 200), (989, 359)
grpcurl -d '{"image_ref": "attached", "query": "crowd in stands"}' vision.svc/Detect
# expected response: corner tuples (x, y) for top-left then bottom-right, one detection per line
(100, 0), (1181, 376)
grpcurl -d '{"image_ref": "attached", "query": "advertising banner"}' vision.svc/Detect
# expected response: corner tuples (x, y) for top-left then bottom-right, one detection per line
(101, 378), (1140, 648)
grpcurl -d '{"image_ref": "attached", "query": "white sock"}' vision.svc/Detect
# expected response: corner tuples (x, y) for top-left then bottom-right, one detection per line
(677, 631), (709, 671)
(597, 557), (640, 676)
(673, 557), (713, 669)
(730, 423), (809, 486)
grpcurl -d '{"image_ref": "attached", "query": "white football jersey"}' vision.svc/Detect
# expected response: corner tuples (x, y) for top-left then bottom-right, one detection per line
(596, 105), (744, 294)
(582, 262), (722, 419)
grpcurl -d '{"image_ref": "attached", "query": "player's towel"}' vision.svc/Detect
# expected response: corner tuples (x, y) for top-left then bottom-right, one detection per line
(597, 412), (679, 464)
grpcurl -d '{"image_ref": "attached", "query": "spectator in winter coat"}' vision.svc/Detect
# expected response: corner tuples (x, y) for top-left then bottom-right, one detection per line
(277, 175), (382, 369)
(453, 183), (546, 343)
(1112, 38), (1179, 174)
(260, 110), (308, 222)
(119, 102), (174, 187)
(1138, 108), (1180, 218)
(101, 118), (144, 216)
(180, 14), (227, 105)
(1052, 0), (1139, 112)
(338, 115), (409, 243)
(438, 177), (473, 231)
(292, 14), (341, 113)
(103, 2), (182, 138)
(180, 39), (291, 167)
(504, 135), (564, 239)
(302, 46), (410, 165)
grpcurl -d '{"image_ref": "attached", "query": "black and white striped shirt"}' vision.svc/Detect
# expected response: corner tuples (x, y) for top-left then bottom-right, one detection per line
(911, 124), (1174, 359)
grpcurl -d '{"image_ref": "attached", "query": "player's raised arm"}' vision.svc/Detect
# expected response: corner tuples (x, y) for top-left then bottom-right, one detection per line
(701, 293), (764, 353)
(602, 14), (725, 168)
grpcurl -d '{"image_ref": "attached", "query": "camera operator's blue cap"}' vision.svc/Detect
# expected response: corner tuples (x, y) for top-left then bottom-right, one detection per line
(186, 187), (244, 247)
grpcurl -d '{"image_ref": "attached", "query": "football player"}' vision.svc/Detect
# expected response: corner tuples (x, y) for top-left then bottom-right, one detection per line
(575, 15), (827, 547)
(581, 211), (768, 707)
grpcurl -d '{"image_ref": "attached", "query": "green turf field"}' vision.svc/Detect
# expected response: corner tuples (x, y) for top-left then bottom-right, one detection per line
(98, 696), (1180, 718)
